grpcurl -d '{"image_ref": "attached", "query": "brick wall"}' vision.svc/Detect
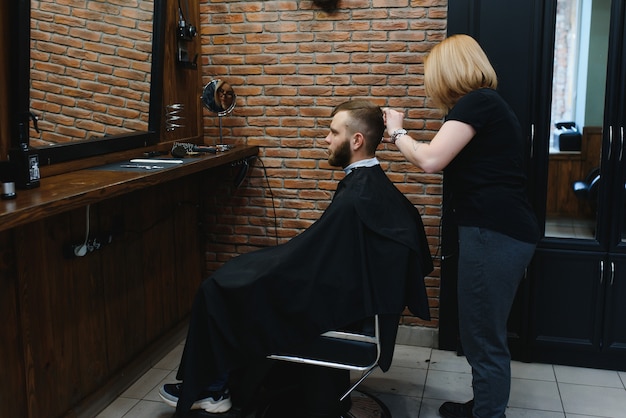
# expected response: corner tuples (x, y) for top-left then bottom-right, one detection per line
(29, 0), (153, 146)
(550, 0), (576, 132)
(200, 0), (447, 328)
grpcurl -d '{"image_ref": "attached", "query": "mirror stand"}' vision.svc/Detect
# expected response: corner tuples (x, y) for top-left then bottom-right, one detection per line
(218, 115), (224, 144)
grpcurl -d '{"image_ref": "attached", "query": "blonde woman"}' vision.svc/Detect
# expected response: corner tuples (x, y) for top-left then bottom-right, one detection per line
(383, 34), (539, 418)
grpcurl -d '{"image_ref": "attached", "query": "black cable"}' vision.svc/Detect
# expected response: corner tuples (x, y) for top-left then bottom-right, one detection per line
(177, 0), (187, 22)
(125, 200), (199, 237)
(433, 212), (443, 261)
(255, 157), (279, 246)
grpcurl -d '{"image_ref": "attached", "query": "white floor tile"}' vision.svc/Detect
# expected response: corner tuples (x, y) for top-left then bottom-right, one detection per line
(95, 397), (139, 418)
(505, 407), (564, 417)
(422, 369), (473, 401)
(374, 392), (421, 417)
(427, 349), (472, 374)
(555, 365), (624, 388)
(509, 377), (563, 412)
(360, 366), (427, 398)
(122, 399), (173, 418)
(390, 344), (432, 369)
(153, 344), (183, 371)
(121, 368), (171, 400)
(511, 360), (556, 381)
(559, 383), (626, 417)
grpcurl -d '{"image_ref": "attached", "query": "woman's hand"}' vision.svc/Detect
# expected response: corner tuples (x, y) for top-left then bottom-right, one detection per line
(382, 108), (405, 141)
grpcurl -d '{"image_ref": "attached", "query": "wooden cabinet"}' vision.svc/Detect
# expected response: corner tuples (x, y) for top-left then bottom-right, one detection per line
(1, 180), (201, 417)
(11, 180), (201, 417)
(0, 148), (258, 417)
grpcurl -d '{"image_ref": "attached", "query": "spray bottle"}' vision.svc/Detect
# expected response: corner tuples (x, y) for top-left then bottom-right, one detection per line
(9, 113), (40, 189)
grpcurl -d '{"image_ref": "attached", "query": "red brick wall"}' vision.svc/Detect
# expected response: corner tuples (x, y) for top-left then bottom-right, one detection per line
(200, 0), (447, 327)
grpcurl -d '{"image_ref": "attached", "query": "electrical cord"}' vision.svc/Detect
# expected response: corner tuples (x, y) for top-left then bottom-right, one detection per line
(177, 0), (189, 22)
(125, 201), (200, 237)
(253, 157), (279, 246)
(232, 156), (278, 246)
(74, 204), (91, 256)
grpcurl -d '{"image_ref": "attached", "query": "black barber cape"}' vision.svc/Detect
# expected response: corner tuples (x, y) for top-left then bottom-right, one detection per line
(176, 165), (433, 415)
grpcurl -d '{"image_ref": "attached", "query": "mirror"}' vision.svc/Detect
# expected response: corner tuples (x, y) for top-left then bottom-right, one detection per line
(201, 79), (236, 116)
(18, 0), (165, 165)
(201, 79), (236, 144)
(543, 0), (609, 239)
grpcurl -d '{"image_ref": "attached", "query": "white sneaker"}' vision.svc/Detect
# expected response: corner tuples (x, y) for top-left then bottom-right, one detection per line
(159, 383), (232, 413)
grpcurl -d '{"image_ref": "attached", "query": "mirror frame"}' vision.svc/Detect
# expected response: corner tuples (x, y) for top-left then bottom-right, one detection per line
(15, 0), (165, 166)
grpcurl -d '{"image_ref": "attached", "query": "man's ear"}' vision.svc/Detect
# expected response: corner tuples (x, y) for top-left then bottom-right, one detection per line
(352, 132), (365, 150)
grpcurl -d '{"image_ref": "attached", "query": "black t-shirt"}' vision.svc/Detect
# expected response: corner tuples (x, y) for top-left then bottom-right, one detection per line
(444, 88), (539, 243)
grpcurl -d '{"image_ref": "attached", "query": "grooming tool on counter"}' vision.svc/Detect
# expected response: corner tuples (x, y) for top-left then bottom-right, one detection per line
(142, 150), (169, 158)
(216, 144), (234, 152)
(129, 159), (184, 164)
(170, 142), (217, 158)
(120, 164), (165, 170)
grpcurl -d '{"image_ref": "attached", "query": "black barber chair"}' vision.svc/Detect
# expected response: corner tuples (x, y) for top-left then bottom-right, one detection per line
(572, 167), (600, 201)
(261, 314), (396, 418)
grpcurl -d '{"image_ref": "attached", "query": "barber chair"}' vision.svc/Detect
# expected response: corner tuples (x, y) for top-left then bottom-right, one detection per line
(572, 167), (600, 201)
(260, 314), (395, 418)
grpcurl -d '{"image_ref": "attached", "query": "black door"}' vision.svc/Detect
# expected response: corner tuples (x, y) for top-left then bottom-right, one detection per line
(444, 0), (626, 371)
(441, 0), (548, 359)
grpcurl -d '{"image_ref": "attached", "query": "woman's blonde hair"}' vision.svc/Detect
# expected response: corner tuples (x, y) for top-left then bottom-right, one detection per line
(424, 34), (498, 113)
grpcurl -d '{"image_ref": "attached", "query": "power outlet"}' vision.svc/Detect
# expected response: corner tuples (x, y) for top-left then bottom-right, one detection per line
(64, 233), (113, 259)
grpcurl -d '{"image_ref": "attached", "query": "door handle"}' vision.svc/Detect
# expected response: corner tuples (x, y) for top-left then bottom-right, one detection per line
(610, 261), (615, 286)
(608, 126), (614, 161)
(600, 260), (604, 284)
(617, 126), (624, 163)
(530, 124), (534, 158)
(600, 261), (615, 286)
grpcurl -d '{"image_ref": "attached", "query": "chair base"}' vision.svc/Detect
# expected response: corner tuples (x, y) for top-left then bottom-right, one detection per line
(184, 363), (391, 418)
(256, 389), (391, 418)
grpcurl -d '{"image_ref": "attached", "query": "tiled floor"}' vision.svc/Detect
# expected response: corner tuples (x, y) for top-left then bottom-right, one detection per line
(97, 341), (626, 418)
(545, 217), (596, 239)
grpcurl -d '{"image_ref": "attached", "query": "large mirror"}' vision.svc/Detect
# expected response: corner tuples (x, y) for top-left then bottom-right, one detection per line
(543, 0), (609, 239)
(16, 0), (165, 165)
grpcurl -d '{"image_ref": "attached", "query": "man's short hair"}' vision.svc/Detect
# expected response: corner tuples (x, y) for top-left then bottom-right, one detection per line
(331, 100), (384, 155)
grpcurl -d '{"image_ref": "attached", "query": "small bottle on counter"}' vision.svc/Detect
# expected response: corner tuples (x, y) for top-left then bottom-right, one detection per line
(0, 161), (18, 200)
(9, 122), (40, 190)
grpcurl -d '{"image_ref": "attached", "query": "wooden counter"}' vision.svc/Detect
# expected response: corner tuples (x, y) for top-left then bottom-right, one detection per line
(0, 145), (258, 418)
(0, 145), (259, 232)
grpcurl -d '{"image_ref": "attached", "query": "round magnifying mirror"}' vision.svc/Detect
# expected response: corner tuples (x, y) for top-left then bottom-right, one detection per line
(201, 79), (236, 116)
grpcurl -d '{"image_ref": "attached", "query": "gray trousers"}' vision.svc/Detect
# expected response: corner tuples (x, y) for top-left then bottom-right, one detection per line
(457, 226), (536, 418)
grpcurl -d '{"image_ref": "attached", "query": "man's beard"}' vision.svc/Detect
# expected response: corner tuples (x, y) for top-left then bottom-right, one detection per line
(328, 140), (351, 168)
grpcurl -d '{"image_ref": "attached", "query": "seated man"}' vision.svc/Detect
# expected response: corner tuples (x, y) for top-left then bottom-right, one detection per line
(160, 99), (433, 417)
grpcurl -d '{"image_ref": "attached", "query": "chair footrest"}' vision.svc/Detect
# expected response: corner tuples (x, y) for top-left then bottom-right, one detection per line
(271, 335), (378, 368)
